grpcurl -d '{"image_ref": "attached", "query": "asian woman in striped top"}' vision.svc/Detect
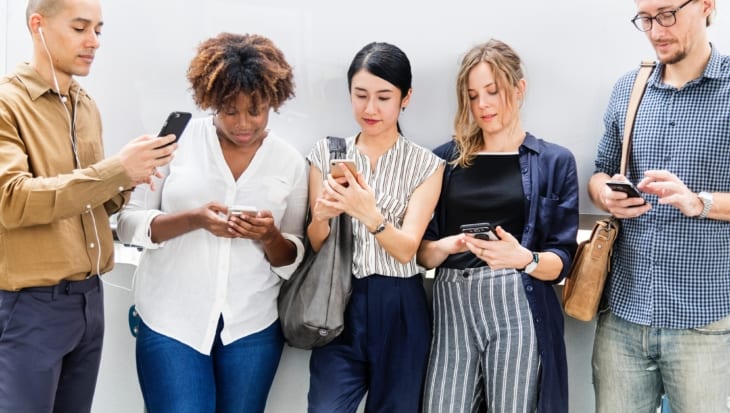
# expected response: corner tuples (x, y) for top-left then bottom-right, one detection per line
(305, 41), (445, 413)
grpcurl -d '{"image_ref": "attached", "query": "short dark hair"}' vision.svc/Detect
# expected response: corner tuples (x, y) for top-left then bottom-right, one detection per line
(26, 0), (65, 29)
(187, 33), (295, 113)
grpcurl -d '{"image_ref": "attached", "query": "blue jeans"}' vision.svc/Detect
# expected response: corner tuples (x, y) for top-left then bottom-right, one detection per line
(136, 318), (284, 413)
(593, 311), (730, 413)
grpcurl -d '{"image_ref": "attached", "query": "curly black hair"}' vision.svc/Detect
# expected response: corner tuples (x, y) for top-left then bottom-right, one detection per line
(187, 33), (295, 113)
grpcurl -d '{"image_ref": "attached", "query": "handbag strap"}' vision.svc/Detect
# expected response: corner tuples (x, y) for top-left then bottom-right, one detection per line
(327, 136), (347, 159)
(620, 60), (656, 176)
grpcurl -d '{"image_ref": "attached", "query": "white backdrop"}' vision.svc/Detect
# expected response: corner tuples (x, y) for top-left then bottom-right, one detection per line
(3, 0), (729, 213)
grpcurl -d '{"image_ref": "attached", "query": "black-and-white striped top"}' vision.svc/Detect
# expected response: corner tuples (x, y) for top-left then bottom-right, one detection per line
(308, 135), (443, 278)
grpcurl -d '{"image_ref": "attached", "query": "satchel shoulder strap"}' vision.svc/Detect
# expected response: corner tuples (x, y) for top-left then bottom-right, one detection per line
(620, 60), (656, 176)
(327, 136), (347, 160)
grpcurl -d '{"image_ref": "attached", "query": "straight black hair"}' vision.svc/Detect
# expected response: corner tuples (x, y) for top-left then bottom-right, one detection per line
(347, 42), (412, 135)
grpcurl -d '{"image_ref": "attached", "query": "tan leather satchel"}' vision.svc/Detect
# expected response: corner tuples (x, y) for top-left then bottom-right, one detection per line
(563, 217), (619, 320)
(562, 61), (655, 321)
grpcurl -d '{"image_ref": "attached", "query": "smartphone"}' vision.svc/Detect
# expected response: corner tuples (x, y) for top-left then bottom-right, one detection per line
(605, 180), (643, 198)
(228, 205), (258, 218)
(329, 159), (358, 178)
(157, 111), (192, 147)
(460, 222), (500, 241)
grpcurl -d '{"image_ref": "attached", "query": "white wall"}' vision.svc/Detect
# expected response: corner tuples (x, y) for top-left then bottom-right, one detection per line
(1, 0), (7, 73)
(7, 0), (729, 214)
(4, 2), (726, 412)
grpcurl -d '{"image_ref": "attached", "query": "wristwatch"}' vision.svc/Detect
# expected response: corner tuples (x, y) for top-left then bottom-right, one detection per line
(696, 191), (713, 219)
(370, 219), (387, 235)
(524, 252), (539, 274)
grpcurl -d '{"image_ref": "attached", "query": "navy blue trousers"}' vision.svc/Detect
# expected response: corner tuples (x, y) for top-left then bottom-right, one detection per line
(0, 276), (104, 413)
(308, 274), (431, 413)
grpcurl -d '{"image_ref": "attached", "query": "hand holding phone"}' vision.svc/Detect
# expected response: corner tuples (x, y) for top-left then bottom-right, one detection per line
(329, 159), (358, 179)
(157, 111), (192, 147)
(460, 222), (500, 241)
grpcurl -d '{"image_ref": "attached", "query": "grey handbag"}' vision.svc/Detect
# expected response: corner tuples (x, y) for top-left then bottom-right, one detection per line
(277, 136), (353, 349)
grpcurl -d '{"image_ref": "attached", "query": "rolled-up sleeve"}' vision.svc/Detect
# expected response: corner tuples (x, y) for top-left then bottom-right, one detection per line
(271, 159), (308, 279)
(116, 171), (167, 249)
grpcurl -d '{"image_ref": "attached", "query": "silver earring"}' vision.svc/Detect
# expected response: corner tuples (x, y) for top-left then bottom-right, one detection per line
(401, 107), (406, 112)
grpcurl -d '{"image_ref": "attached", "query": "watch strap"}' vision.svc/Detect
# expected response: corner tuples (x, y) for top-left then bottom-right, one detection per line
(370, 219), (387, 235)
(524, 252), (539, 274)
(697, 191), (713, 219)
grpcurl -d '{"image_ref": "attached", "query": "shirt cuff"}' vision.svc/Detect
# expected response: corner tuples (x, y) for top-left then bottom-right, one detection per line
(271, 233), (305, 280)
(127, 210), (166, 250)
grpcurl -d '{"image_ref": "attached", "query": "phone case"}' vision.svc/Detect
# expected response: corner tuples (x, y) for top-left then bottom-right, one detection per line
(460, 222), (500, 241)
(157, 111), (192, 146)
(606, 181), (642, 198)
(329, 159), (357, 177)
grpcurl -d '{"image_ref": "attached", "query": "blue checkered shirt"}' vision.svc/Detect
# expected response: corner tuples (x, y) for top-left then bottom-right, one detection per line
(594, 45), (730, 328)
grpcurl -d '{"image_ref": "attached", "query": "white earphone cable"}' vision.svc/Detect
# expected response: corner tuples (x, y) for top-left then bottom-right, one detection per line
(39, 26), (132, 291)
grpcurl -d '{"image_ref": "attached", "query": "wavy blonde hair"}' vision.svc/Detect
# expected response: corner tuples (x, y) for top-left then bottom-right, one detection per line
(452, 39), (524, 168)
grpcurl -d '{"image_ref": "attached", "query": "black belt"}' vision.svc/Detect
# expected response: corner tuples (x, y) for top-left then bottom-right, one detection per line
(21, 275), (100, 295)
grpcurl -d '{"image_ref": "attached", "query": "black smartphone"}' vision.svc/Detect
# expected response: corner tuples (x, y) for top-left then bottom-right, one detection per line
(157, 111), (192, 147)
(460, 222), (500, 241)
(605, 180), (642, 198)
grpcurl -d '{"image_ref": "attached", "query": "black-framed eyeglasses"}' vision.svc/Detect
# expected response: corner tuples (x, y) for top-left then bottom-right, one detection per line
(631, 0), (694, 32)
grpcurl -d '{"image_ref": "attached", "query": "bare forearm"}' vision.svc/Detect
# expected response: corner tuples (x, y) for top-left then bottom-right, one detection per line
(150, 211), (202, 243)
(307, 218), (330, 252)
(525, 251), (563, 281)
(371, 223), (421, 264)
(262, 234), (297, 267)
(588, 173), (611, 212)
(417, 239), (449, 269)
(704, 193), (730, 221)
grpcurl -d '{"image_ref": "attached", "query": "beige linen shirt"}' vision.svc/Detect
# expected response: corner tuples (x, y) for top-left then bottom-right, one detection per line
(0, 63), (132, 290)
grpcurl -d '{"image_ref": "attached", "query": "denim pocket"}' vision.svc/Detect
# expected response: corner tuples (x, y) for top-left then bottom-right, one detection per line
(693, 314), (730, 334)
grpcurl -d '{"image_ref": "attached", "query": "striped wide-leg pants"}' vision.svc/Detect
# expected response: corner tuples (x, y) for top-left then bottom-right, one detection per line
(423, 267), (540, 413)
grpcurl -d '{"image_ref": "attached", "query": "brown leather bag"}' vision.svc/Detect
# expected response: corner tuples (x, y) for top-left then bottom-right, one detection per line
(562, 61), (655, 321)
(563, 218), (619, 321)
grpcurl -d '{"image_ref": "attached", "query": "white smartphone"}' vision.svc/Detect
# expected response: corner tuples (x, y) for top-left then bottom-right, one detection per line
(228, 205), (258, 218)
(329, 159), (357, 178)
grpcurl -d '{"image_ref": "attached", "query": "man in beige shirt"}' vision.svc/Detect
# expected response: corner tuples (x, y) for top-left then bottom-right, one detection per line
(0, 0), (177, 411)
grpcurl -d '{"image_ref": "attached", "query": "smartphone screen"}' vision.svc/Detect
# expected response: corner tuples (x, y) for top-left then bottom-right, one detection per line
(157, 111), (192, 147)
(460, 222), (500, 241)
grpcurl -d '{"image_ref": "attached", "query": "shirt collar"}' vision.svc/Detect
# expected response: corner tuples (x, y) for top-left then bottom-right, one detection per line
(701, 43), (728, 80)
(648, 43), (729, 87)
(14, 62), (86, 101)
(521, 132), (540, 154)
